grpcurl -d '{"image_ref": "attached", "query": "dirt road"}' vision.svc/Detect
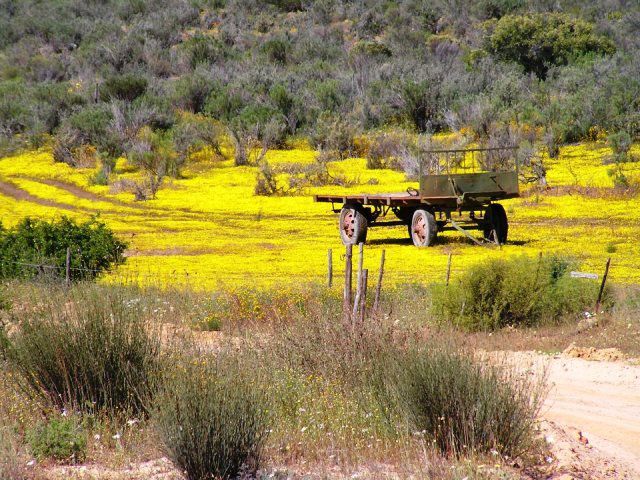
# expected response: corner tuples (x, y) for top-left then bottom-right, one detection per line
(513, 351), (640, 478)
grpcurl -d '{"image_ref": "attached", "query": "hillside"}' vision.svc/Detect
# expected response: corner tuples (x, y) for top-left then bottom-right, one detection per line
(1, 0), (640, 169)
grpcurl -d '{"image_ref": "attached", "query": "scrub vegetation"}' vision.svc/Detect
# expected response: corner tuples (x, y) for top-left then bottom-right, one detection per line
(0, 1), (639, 478)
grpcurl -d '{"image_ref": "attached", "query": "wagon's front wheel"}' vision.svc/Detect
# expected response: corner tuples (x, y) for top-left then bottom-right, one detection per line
(484, 203), (508, 244)
(411, 209), (437, 247)
(339, 205), (368, 245)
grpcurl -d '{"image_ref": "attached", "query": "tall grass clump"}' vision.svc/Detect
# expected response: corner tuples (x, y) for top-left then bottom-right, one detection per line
(386, 344), (545, 457)
(267, 312), (545, 460)
(1, 285), (161, 415)
(433, 255), (605, 330)
(153, 352), (269, 480)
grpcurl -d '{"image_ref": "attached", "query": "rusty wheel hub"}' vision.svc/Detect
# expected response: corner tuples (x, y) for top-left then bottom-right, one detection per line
(413, 214), (426, 243)
(342, 210), (355, 238)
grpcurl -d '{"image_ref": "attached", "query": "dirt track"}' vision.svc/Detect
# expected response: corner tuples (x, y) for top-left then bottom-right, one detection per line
(513, 351), (640, 478)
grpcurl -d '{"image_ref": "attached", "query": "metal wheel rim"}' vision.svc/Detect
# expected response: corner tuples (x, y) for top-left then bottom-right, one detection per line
(412, 213), (427, 244)
(342, 209), (356, 239)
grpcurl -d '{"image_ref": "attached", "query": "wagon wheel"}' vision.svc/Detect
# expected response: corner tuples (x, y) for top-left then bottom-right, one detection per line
(483, 203), (508, 244)
(339, 205), (368, 245)
(411, 209), (437, 247)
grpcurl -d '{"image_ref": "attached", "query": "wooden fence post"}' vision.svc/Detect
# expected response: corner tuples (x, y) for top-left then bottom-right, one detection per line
(595, 257), (611, 313)
(65, 247), (71, 287)
(344, 244), (353, 318)
(359, 269), (368, 324)
(373, 250), (385, 312)
(445, 253), (452, 286)
(352, 243), (364, 321)
(327, 248), (333, 288)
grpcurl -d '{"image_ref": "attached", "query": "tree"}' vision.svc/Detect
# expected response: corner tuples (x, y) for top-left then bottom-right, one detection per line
(204, 85), (284, 166)
(127, 127), (180, 199)
(485, 13), (616, 80)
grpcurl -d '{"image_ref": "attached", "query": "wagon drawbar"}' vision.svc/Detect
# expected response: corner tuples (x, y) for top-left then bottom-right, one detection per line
(314, 146), (519, 247)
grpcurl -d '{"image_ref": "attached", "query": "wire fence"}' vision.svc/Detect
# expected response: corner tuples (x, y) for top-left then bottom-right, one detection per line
(0, 250), (628, 292)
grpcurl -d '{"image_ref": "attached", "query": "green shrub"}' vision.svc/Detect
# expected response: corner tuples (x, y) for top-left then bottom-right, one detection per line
(182, 34), (229, 68)
(0, 216), (127, 281)
(485, 13), (616, 79)
(309, 112), (356, 160)
(433, 255), (605, 330)
(386, 344), (543, 456)
(261, 37), (291, 65)
(100, 73), (148, 102)
(67, 105), (113, 144)
(606, 131), (636, 164)
(26, 416), (86, 464)
(88, 166), (110, 186)
(153, 353), (269, 480)
(1, 286), (161, 415)
(400, 80), (445, 132)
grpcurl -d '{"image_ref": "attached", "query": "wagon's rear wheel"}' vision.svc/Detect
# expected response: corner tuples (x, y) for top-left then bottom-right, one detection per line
(411, 209), (437, 247)
(339, 205), (368, 245)
(484, 203), (508, 244)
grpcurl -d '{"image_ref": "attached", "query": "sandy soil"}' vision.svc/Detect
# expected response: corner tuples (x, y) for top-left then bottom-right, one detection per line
(511, 349), (640, 479)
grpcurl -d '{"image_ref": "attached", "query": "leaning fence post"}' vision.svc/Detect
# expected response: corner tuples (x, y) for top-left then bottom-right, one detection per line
(373, 250), (385, 312)
(445, 252), (452, 286)
(344, 244), (353, 319)
(327, 248), (333, 288)
(65, 247), (71, 287)
(595, 257), (611, 313)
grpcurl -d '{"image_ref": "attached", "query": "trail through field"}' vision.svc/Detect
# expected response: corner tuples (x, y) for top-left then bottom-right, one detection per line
(0, 177), (78, 211)
(512, 351), (640, 478)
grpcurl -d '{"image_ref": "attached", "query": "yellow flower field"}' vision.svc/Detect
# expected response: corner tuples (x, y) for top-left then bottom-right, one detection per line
(1, 142), (640, 288)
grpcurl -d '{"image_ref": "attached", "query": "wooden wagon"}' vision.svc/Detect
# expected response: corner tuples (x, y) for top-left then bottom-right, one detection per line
(314, 146), (519, 246)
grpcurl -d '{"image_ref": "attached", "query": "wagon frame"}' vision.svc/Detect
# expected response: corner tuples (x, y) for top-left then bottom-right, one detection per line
(314, 146), (519, 247)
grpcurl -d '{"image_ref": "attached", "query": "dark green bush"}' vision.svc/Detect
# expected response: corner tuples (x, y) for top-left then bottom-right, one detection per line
(67, 105), (113, 144)
(0, 216), (127, 281)
(386, 344), (543, 456)
(183, 34), (229, 68)
(26, 416), (87, 464)
(154, 353), (269, 480)
(1, 285), (161, 414)
(401, 80), (446, 132)
(261, 37), (291, 65)
(486, 13), (616, 79)
(100, 73), (148, 102)
(433, 255), (605, 330)
(173, 69), (217, 113)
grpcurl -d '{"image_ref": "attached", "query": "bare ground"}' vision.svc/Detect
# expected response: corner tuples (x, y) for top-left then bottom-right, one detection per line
(510, 350), (640, 479)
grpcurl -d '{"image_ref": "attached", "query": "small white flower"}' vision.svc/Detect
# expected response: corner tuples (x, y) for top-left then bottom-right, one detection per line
(26, 460), (36, 466)
(126, 419), (139, 426)
(112, 433), (121, 440)
(94, 434), (101, 441)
